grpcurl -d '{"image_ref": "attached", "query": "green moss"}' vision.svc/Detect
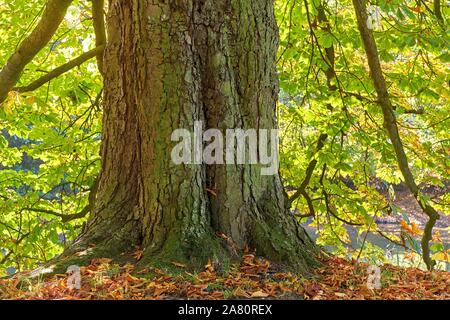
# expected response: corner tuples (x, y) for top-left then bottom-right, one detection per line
(221, 81), (232, 96)
(252, 218), (320, 275)
(212, 52), (226, 68)
(138, 228), (231, 274)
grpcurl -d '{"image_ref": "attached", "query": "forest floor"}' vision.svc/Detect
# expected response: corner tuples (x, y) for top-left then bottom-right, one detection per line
(0, 254), (449, 300)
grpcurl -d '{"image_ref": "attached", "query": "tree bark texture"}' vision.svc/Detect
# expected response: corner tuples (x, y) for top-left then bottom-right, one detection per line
(71, 0), (318, 272)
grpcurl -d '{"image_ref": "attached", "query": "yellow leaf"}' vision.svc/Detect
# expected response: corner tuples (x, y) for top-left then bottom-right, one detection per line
(234, 287), (250, 298)
(251, 290), (269, 298)
(432, 250), (450, 263)
(411, 222), (422, 236)
(171, 261), (186, 268)
(334, 292), (347, 298)
(2, 91), (17, 115)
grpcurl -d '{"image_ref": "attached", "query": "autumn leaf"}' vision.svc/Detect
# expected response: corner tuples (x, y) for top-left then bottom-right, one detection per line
(171, 262), (186, 268)
(251, 290), (269, 298)
(132, 248), (144, 261)
(432, 250), (450, 263)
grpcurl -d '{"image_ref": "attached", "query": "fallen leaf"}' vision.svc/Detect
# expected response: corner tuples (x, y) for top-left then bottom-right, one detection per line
(251, 290), (269, 298)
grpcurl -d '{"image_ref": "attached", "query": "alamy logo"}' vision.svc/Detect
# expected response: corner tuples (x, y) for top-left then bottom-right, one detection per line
(367, 5), (382, 30)
(66, 265), (81, 290)
(171, 121), (279, 175)
(366, 265), (381, 290)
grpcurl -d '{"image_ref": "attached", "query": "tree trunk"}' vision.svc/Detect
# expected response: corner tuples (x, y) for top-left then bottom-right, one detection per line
(67, 0), (318, 273)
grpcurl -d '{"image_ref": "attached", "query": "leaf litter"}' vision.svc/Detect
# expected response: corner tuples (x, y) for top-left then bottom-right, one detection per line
(0, 255), (448, 300)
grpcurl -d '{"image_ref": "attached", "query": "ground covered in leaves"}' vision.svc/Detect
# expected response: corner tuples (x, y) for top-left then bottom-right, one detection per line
(0, 255), (449, 300)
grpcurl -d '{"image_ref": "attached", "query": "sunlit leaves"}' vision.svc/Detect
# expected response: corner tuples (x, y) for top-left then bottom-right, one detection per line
(277, 0), (449, 265)
(0, 0), (102, 274)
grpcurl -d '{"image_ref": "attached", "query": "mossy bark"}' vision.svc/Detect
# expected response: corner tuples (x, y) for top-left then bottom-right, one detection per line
(68, 0), (319, 274)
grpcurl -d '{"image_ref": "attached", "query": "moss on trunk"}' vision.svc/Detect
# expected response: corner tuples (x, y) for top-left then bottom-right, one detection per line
(58, 0), (320, 275)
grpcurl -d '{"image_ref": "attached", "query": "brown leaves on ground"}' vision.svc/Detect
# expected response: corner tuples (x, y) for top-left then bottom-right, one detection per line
(0, 255), (448, 300)
(306, 257), (449, 300)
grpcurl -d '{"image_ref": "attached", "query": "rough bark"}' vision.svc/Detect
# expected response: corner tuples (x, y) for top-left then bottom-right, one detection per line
(65, 0), (318, 273)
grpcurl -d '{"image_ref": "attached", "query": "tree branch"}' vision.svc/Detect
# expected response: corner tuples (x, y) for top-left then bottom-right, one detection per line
(0, 0), (73, 104)
(288, 133), (327, 206)
(0, 231), (31, 265)
(25, 207), (87, 223)
(91, 0), (106, 74)
(433, 0), (444, 24)
(402, 108), (425, 115)
(14, 45), (105, 93)
(352, 0), (440, 270)
(376, 230), (411, 251)
(25, 175), (99, 224)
